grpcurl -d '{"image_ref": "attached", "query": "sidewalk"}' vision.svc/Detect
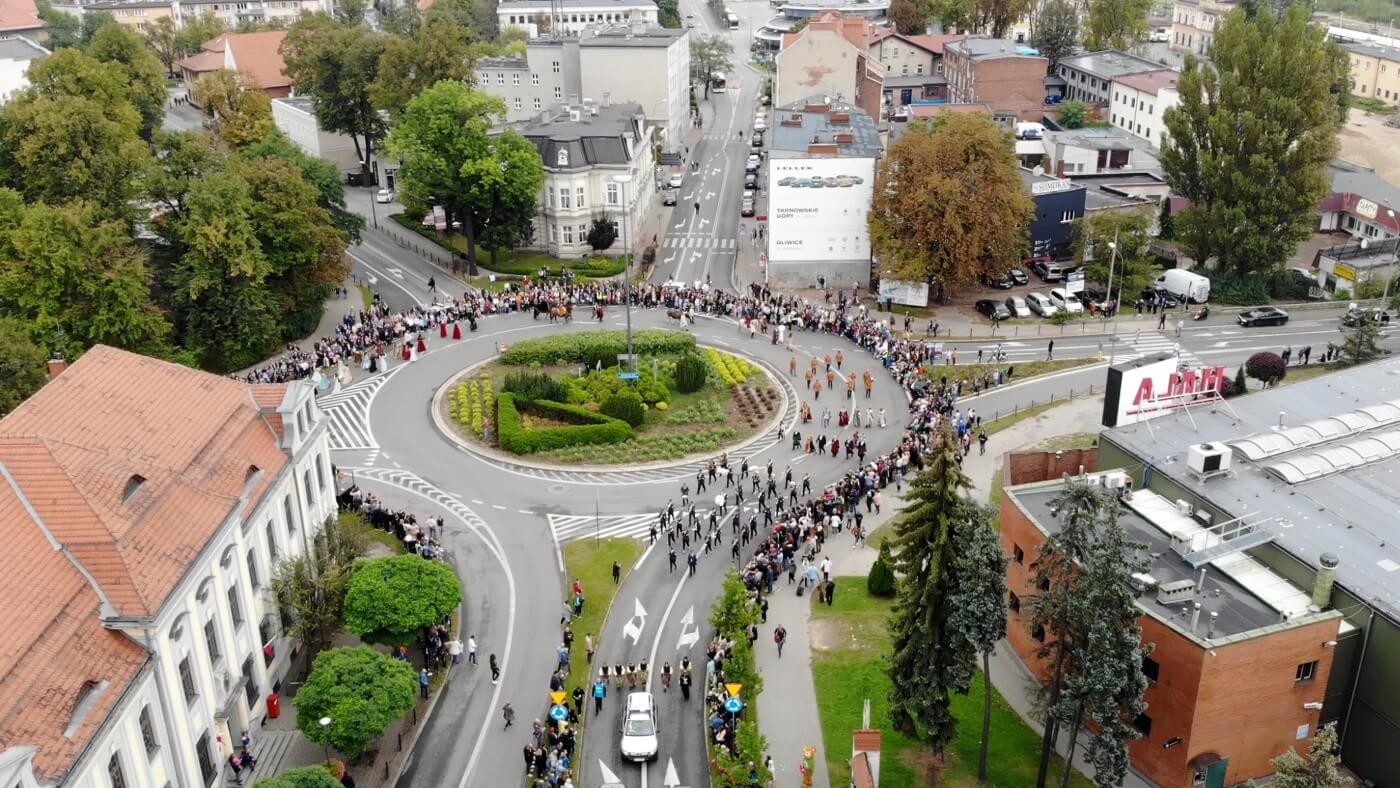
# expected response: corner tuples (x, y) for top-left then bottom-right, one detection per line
(757, 394), (1155, 788)
(233, 277), (363, 380)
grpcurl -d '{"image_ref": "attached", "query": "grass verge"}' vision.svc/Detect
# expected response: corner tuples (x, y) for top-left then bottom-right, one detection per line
(1026, 432), (1099, 451)
(337, 508), (405, 554)
(1276, 361), (1345, 387)
(563, 538), (645, 742)
(982, 398), (1073, 436)
(811, 577), (1093, 787)
(925, 357), (1099, 389)
(389, 213), (629, 278)
(356, 283), (375, 311)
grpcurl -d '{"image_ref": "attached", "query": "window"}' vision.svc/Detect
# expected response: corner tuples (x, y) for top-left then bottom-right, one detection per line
(496, 72), (505, 85)
(1133, 713), (1153, 736)
(265, 522), (280, 561)
(315, 458), (326, 496)
(1031, 623), (1045, 642)
(531, 72), (539, 85)
(559, 187), (571, 209)
(512, 72), (520, 85)
(123, 474), (146, 503)
(533, 98), (542, 110)
(139, 705), (160, 754)
(514, 97), (522, 110)
(1060, 210), (1076, 224)
(260, 616), (277, 665)
(1143, 656), (1160, 683)
(197, 731), (217, 785)
(607, 181), (620, 205)
(241, 656), (258, 708)
(552, 60), (560, 73)
(247, 549), (260, 589)
(227, 586), (243, 626)
(1012, 544), (1024, 564)
(548, 224), (556, 242)
(547, 186), (555, 208)
(557, 148), (569, 167)
(203, 619), (221, 664)
(1296, 660), (1318, 682)
(901, 64), (908, 75)
(554, 86), (563, 100)
(563, 225), (575, 244)
(178, 657), (197, 703)
(1038, 575), (1051, 591)
(1008, 591), (1021, 612)
(108, 753), (127, 788)
(284, 495), (296, 537)
(916, 63), (924, 75)
(575, 186), (585, 209)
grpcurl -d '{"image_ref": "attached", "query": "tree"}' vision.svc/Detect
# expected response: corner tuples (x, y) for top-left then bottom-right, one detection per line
(281, 15), (390, 187)
(253, 765), (341, 788)
(1340, 316), (1384, 365)
(870, 114), (1032, 299)
(176, 16), (227, 63)
(272, 516), (369, 652)
(1156, 197), (1175, 240)
(889, 0), (927, 34)
(0, 195), (171, 359)
(1072, 207), (1158, 302)
(1058, 99), (1089, 129)
(1030, 0), (1079, 72)
(190, 69), (274, 148)
(586, 216), (617, 252)
(1245, 351), (1287, 386)
(1083, 0), (1152, 51)
(85, 23), (169, 139)
(657, 0), (681, 27)
(35, 0), (80, 49)
(343, 554), (463, 646)
(866, 540), (897, 597)
(927, 0), (981, 33)
(0, 317), (49, 417)
(690, 35), (734, 99)
(385, 80), (543, 269)
(887, 427), (979, 752)
(371, 16), (475, 118)
(293, 646), (418, 759)
(145, 16), (182, 75)
(1233, 365), (1249, 396)
(1161, 6), (1345, 278)
(1271, 722), (1353, 788)
(945, 505), (1008, 783)
(980, 0), (1035, 39)
(710, 569), (761, 641)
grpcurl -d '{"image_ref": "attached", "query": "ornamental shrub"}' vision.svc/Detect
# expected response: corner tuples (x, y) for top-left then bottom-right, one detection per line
(602, 389), (646, 427)
(1245, 351), (1287, 387)
(503, 370), (570, 402)
(674, 353), (708, 393)
(496, 393), (633, 454)
(500, 330), (696, 367)
(867, 541), (897, 597)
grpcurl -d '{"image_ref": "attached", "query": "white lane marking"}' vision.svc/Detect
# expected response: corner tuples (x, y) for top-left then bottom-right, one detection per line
(621, 597), (649, 645)
(518, 509), (535, 515)
(472, 499), (484, 504)
(347, 248), (426, 307)
(492, 504), (507, 510)
(635, 538), (658, 571)
(675, 605), (700, 651)
(640, 568), (691, 788)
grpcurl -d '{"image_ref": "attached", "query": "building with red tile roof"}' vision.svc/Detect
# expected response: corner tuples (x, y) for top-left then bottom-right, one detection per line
(177, 30), (292, 104)
(0, 0), (43, 37)
(0, 346), (334, 787)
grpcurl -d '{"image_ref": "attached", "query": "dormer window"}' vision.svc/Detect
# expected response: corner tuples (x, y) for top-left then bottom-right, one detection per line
(557, 148), (569, 167)
(245, 465), (260, 483)
(122, 474), (146, 503)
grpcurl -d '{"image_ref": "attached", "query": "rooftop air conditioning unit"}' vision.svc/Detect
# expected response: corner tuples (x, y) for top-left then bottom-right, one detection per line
(1187, 443), (1232, 475)
(1157, 579), (1196, 606)
(1194, 509), (1214, 527)
(1103, 471), (1130, 490)
(1176, 499), (1194, 517)
(1129, 572), (1159, 594)
(1086, 475), (1103, 486)
(569, 109), (581, 122)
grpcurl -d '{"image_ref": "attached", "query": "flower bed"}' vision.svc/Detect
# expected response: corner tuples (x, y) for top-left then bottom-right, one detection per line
(448, 371), (494, 437)
(706, 347), (759, 385)
(546, 427), (740, 464)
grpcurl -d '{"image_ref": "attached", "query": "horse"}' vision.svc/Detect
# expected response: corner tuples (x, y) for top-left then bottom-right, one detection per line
(551, 304), (572, 322)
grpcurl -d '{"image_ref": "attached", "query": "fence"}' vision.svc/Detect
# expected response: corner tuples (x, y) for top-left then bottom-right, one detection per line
(978, 384), (1102, 428)
(375, 219), (458, 273)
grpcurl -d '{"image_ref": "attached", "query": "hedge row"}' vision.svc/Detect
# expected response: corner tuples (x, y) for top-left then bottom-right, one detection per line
(496, 393), (634, 454)
(499, 330), (697, 367)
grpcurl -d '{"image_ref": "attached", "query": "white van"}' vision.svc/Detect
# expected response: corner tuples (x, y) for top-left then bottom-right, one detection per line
(1153, 269), (1211, 304)
(1048, 288), (1083, 314)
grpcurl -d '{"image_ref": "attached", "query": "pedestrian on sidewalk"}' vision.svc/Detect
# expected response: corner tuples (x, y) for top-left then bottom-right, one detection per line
(585, 633), (595, 663)
(978, 429), (988, 455)
(824, 579), (836, 606)
(1046, 340), (1054, 360)
(419, 668), (430, 699)
(490, 654), (500, 684)
(774, 624), (787, 657)
(503, 702), (515, 729)
(448, 637), (462, 664)
(468, 635), (478, 664)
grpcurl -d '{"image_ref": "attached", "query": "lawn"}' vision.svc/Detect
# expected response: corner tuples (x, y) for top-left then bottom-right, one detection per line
(338, 508), (405, 555)
(982, 398), (1072, 436)
(1275, 361), (1346, 388)
(389, 213), (629, 278)
(926, 357), (1099, 389)
(811, 577), (1093, 788)
(355, 283), (375, 311)
(563, 539), (644, 741)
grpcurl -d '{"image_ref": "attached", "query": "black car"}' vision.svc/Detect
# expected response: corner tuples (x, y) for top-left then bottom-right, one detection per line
(980, 270), (1015, 289)
(1009, 268), (1028, 286)
(975, 299), (1012, 321)
(1076, 288), (1107, 309)
(744, 172), (758, 189)
(1341, 307), (1391, 327)
(1142, 288), (1182, 309)
(751, 132), (764, 148)
(1237, 306), (1290, 327)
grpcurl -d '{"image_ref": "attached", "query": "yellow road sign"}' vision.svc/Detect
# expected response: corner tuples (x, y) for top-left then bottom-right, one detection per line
(551, 691), (567, 705)
(726, 683), (743, 697)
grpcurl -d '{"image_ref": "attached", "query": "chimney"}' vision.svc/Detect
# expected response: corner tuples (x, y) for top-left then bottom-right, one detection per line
(1190, 602), (1202, 633)
(1311, 552), (1339, 609)
(47, 357), (68, 380)
(1196, 567), (1207, 593)
(852, 728), (882, 787)
(1207, 610), (1218, 638)
(630, 17), (645, 36)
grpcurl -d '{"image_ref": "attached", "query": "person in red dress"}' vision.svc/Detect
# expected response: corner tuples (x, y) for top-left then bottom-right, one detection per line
(416, 335), (427, 354)
(453, 323), (462, 340)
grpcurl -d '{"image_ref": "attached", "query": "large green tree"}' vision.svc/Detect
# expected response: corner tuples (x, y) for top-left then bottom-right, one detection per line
(1271, 722), (1352, 788)
(690, 35), (734, 99)
(945, 505), (1008, 783)
(85, 23), (169, 139)
(281, 15), (390, 184)
(888, 0), (928, 34)
(887, 427), (980, 752)
(343, 554), (463, 646)
(371, 16), (475, 119)
(293, 646), (418, 758)
(385, 80), (543, 268)
(190, 69), (275, 148)
(980, 0), (1035, 38)
(272, 515), (368, 652)
(1161, 5), (1346, 278)
(870, 113), (1032, 298)
(1072, 206), (1159, 302)
(1031, 0), (1079, 72)
(1083, 0), (1152, 51)
(0, 317), (49, 416)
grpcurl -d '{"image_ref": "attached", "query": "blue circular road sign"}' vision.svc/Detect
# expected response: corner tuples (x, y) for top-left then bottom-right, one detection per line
(550, 704), (569, 721)
(724, 697), (744, 714)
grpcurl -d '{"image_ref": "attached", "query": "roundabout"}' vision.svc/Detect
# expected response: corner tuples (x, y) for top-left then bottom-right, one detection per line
(322, 304), (912, 788)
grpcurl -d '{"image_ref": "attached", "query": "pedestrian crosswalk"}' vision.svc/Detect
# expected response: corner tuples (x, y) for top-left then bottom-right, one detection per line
(662, 236), (738, 250)
(698, 132), (734, 141)
(548, 501), (772, 544)
(1126, 330), (1203, 366)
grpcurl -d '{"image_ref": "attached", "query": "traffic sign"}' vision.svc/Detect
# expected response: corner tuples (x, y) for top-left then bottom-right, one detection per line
(724, 697), (744, 714)
(550, 691), (566, 705)
(618, 372), (641, 380)
(725, 683), (743, 697)
(550, 704), (569, 722)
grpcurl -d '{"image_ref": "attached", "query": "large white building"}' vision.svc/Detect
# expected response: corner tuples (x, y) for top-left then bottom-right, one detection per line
(496, 0), (657, 37)
(0, 346), (335, 788)
(0, 35), (47, 104)
(1107, 69), (1180, 148)
(272, 96), (362, 173)
(475, 23), (690, 154)
(514, 101), (656, 258)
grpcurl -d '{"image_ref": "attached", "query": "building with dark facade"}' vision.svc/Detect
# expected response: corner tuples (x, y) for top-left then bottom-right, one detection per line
(1021, 168), (1086, 259)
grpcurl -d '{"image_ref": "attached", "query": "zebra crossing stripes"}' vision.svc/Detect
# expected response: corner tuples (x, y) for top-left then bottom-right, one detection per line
(662, 236), (738, 250)
(319, 375), (385, 451)
(549, 513), (657, 543)
(1127, 331), (1203, 366)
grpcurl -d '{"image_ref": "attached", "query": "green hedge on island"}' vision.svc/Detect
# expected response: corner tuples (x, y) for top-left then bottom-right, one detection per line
(496, 393), (634, 454)
(499, 330), (697, 367)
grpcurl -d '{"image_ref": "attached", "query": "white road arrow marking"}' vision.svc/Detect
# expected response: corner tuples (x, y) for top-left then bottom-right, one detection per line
(674, 221), (685, 229)
(663, 758), (681, 787)
(366, 275), (378, 285)
(698, 218), (711, 229)
(664, 252), (677, 265)
(706, 191), (717, 201)
(386, 267), (404, 279)
(599, 760), (622, 785)
(622, 597), (649, 645)
(690, 251), (702, 262)
(675, 605), (700, 651)
(711, 168), (721, 176)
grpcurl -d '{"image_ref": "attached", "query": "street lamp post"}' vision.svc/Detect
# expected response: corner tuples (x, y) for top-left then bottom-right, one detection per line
(611, 175), (635, 373)
(318, 717), (333, 767)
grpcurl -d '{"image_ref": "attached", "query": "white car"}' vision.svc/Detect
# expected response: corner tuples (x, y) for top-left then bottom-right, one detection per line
(1004, 296), (1031, 318)
(745, 154), (760, 172)
(375, 188), (394, 203)
(1025, 292), (1058, 317)
(1048, 288), (1083, 314)
(753, 118), (767, 132)
(667, 173), (684, 189)
(620, 692), (659, 762)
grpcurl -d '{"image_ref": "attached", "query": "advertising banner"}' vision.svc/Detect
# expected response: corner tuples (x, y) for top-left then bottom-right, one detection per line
(1102, 354), (1227, 427)
(767, 158), (875, 263)
(878, 279), (930, 307)
(1065, 269), (1085, 294)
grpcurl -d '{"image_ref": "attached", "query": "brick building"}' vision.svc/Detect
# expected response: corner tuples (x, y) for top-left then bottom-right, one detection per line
(1001, 471), (1345, 787)
(941, 37), (1049, 122)
(775, 11), (883, 124)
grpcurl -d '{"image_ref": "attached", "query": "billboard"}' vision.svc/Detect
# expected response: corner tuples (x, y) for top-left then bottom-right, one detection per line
(767, 158), (876, 263)
(878, 279), (930, 307)
(1102, 353), (1227, 427)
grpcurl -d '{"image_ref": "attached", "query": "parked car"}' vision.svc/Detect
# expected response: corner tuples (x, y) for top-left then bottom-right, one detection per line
(1008, 268), (1028, 286)
(667, 173), (684, 189)
(1032, 259), (1066, 282)
(741, 198), (755, 217)
(1048, 288), (1083, 314)
(745, 155), (760, 172)
(375, 188), (394, 203)
(980, 270), (1015, 289)
(662, 189), (678, 206)
(975, 299), (1012, 322)
(1005, 296), (1031, 318)
(1076, 288), (1107, 310)
(753, 118), (767, 132)
(1142, 288), (1182, 309)
(1342, 306), (1391, 327)
(744, 173), (758, 190)
(1237, 306), (1290, 327)
(751, 132), (764, 148)
(1025, 292), (1058, 317)
(620, 692), (659, 762)
(1153, 269), (1211, 304)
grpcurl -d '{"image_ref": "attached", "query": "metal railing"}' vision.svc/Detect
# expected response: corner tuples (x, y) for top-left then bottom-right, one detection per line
(978, 384), (1102, 429)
